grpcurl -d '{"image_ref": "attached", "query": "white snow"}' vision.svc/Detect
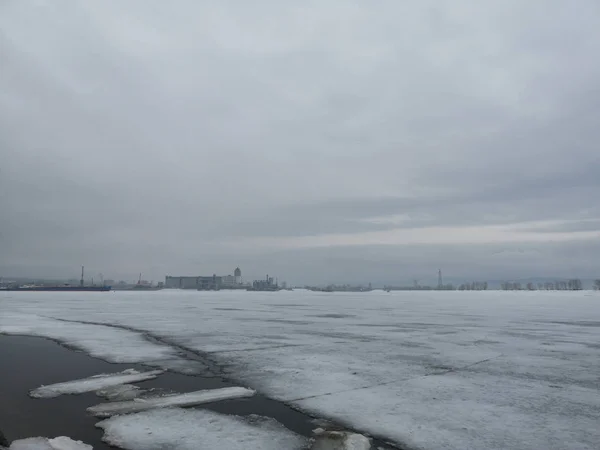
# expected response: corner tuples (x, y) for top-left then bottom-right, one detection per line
(2, 289), (600, 449)
(96, 384), (144, 401)
(96, 408), (307, 450)
(30, 369), (163, 398)
(6, 438), (54, 450)
(7, 437), (92, 450)
(88, 386), (256, 417)
(46, 437), (92, 450)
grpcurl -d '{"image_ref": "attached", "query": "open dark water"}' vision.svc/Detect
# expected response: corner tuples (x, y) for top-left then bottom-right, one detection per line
(0, 335), (318, 448)
(0, 335), (397, 449)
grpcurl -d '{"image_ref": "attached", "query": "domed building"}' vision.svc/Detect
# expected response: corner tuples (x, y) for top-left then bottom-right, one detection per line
(234, 267), (242, 284)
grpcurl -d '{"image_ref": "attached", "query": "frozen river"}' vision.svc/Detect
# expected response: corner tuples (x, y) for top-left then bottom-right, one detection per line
(1, 289), (599, 449)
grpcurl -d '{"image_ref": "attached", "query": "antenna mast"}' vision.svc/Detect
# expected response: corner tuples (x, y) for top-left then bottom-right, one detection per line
(80, 266), (84, 287)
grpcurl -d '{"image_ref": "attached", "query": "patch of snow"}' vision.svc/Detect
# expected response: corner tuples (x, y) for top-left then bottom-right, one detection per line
(96, 408), (307, 450)
(7, 437), (92, 450)
(30, 369), (163, 398)
(96, 384), (144, 401)
(88, 386), (256, 417)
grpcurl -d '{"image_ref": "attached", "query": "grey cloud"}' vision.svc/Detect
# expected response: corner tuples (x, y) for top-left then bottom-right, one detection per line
(185, 239), (600, 286)
(1, 0), (600, 282)
(229, 168), (600, 238)
(522, 220), (600, 234)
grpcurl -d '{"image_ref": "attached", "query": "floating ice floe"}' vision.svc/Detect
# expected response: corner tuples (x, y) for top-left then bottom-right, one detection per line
(6, 436), (92, 450)
(96, 384), (145, 401)
(88, 386), (255, 417)
(30, 369), (163, 398)
(97, 408), (307, 450)
(310, 428), (371, 450)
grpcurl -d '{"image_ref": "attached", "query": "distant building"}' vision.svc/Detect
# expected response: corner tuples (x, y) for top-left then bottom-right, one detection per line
(164, 274), (225, 290)
(221, 275), (236, 287)
(197, 275), (222, 290)
(248, 274), (280, 291)
(166, 268), (245, 290)
(165, 276), (199, 289)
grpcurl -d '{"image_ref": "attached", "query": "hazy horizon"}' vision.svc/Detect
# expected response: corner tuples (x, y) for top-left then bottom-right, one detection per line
(2, 266), (598, 289)
(2, 1), (600, 285)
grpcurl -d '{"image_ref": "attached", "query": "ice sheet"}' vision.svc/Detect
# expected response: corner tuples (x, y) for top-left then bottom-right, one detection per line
(7, 437), (92, 450)
(30, 369), (163, 398)
(2, 290), (600, 449)
(0, 313), (203, 374)
(96, 408), (307, 450)
(88, 386), (255, 417)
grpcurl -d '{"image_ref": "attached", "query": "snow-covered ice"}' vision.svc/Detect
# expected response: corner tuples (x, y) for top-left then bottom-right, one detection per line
(2, 289), (600, 449)
(96, 384), (144, 401)
(6, 437), (92, 450)
(96, 408), (307, 450)
(0, 312), (204, 374)
(88, 386), (256, 417)
(30, 369), (163, 398)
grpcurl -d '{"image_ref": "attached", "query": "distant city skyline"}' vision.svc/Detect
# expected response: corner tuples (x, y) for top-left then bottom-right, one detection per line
(2, 267), (599, 290)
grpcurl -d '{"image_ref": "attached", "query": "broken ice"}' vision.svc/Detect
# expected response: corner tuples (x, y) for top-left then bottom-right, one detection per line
(6, 436), (92, 450)
(30, 369), (163, 398)
(88, 386), (255, 417)
(96, 408), (307, 450)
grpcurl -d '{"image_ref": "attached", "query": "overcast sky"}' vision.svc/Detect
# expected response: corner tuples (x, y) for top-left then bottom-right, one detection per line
(1, 1), (600, 285)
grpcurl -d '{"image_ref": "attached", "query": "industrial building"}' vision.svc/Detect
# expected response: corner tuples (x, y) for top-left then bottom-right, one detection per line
(197, 275), (222, 290)
(165, 267), (244, 290)
(221, 267), (243, 288)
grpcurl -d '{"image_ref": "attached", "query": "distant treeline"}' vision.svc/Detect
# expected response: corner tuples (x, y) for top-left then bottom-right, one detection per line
(457, 281), (488, 291)
(383, 279), (600, 291)
(384, 284), (455, 291)
(501, 279), (588, 291)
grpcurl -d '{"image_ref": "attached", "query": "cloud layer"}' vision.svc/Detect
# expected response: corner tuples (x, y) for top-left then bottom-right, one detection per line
(1, 1), (599, 284)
